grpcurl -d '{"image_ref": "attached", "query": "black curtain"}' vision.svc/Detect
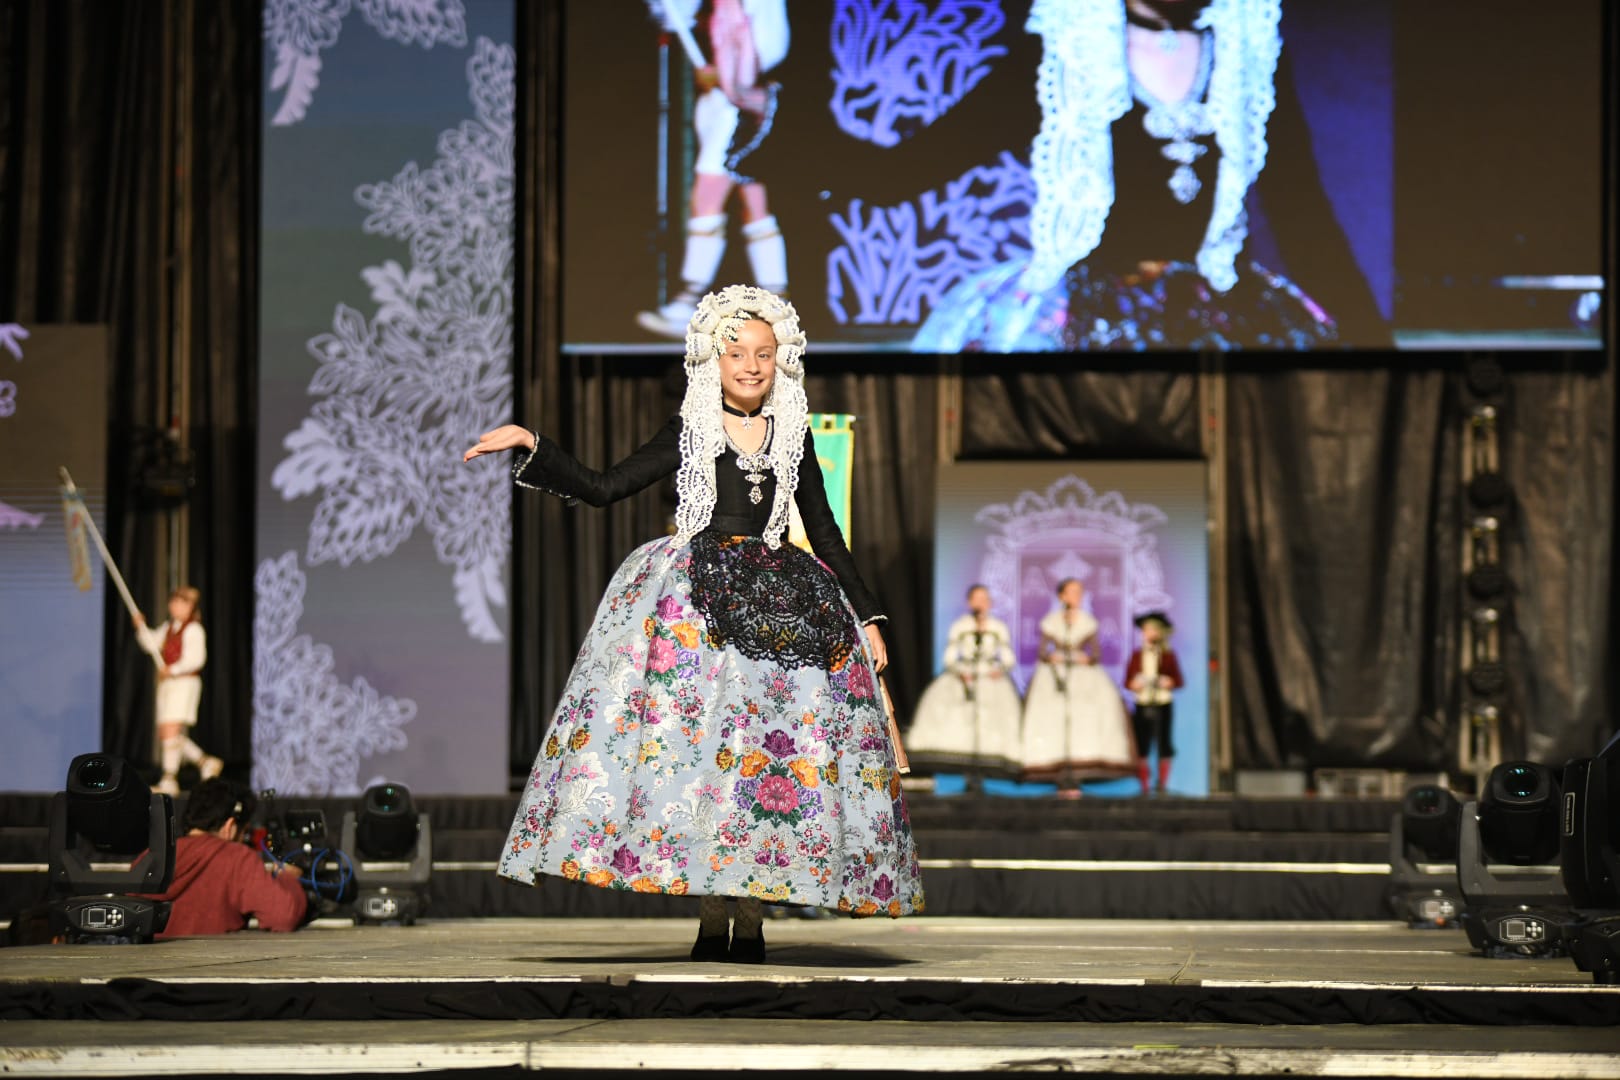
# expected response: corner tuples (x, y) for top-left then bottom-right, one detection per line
(1225, 361), (1615, 771)
(0, 0), (260, 772)
(1223, 367), (1460, 769)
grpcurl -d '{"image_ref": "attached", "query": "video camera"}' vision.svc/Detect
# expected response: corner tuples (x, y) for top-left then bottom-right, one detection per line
(247, 789), (355, 913)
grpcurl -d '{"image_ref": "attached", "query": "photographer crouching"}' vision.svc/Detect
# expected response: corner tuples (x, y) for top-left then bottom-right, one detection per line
(139, 779), (307, 938)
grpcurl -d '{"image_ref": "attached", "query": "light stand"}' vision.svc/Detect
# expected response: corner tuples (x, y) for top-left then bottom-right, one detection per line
(47, 754), (176, 944)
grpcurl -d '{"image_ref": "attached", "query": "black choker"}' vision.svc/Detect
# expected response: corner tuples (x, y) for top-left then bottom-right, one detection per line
(723, 400), (765, 430)
(1125, 4), (1202, 34)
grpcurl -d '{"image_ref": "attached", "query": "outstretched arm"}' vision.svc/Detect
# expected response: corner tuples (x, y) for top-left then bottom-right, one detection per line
(465, 417), (683, 507)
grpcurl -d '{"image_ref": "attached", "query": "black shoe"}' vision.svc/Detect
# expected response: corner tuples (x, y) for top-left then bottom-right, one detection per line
(690, 932), (730, 962)
(727, 932), (766, 964)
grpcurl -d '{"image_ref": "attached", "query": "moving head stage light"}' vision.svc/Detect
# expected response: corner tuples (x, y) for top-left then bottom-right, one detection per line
(1457, 761), (1578, 958)
(341, 782), (431, 925)
(1563, 731), (1620, 983)
(47, 754), (175, 943)
(1386, 784), (1465, 928)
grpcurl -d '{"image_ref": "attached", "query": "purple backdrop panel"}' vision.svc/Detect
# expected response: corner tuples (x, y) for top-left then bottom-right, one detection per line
(934, 460), (1208, 795)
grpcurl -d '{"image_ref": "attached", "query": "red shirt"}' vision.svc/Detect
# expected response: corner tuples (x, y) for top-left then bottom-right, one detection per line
(142, 833), (308, 939)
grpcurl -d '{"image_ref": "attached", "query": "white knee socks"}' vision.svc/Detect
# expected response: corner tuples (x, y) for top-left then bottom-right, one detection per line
(742, 214), (788, 294)
(161, 736), (183, 779)
(679, 213), (728, 299)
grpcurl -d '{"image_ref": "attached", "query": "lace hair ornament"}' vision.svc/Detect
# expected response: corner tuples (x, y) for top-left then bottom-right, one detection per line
(676, 284), (809, 548)
(1020, 0), (1281, 294)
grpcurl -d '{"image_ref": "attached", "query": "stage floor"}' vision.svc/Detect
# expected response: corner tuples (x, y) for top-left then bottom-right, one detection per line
(3, 918), (1618, 1076)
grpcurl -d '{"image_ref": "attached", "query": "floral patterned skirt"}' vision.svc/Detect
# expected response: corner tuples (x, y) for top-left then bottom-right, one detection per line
(499, 534), (924, 917)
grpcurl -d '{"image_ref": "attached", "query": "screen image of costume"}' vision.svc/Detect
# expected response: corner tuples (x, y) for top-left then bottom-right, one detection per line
(905, 614), (1023, 778)
(913, 0), (1385, 352)
(1020, 609), (1135, 780)
(638, 0), (793, 336)
(499, 303), (921, 915)
(1125, 639), (1184, 792)
(135, 618), (206, 725)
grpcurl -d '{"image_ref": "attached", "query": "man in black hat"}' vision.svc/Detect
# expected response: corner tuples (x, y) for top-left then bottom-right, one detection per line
(1125, 612), (1184, 795)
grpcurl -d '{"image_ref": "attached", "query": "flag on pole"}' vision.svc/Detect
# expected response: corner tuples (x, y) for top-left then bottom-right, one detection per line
(789, 412), (856, 552)
(60, 487), (94, 592)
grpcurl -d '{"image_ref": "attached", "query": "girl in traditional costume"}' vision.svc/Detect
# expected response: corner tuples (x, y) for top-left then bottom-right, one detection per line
(906, 584), (1023, 780)
(465, 285), (922, 963)
(133, 586), (220, 796)
(1019, 578), (1136, 793)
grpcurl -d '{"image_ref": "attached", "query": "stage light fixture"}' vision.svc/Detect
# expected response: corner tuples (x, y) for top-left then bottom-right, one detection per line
(47, 754), (176, 944)
(1457, 761), (1577, 958)
(1466, 564), (1507, 601)
(1466, 473), (1509, 510)
(1481, 762), (1562, 865)
(1386, 784), (1465, 928)
(1466, 665), (1507, 697)
(1562, 733), (1620, 984)
(341, 782), (431, 926)
(1464, 357), (1506, 398)
(1562, 740), (1620, 908)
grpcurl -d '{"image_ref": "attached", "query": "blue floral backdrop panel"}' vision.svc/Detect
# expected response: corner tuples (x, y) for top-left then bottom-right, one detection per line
(256, 0), (515, 796)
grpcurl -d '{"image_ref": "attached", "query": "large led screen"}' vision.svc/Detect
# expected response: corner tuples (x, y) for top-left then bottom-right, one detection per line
(0, 325), (108, 792)
(257, 0), (515, 795)
(561, 0), (1604, 354)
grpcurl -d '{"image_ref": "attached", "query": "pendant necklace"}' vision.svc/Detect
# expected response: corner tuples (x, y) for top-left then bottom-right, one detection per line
(1130, 27), (1215, 204)
(722, 399), (765, 431)
(726, 418), (773, 505)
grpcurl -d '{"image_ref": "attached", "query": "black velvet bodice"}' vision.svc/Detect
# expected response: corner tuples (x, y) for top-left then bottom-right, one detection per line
(1088, 98), (1220, 272)
(515, 414), (884, 622)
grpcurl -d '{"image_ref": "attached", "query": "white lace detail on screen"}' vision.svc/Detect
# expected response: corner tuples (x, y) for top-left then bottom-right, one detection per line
(1019, 0), (1280, 295)
(675, 285), (808, 549)
(264, 0), (469, 126)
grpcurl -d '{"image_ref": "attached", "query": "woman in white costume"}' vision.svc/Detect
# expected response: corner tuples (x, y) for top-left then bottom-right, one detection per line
(907, 584), (1023, 780)
(133, 586), (221, 796)
(1020, 578), (1135, 792)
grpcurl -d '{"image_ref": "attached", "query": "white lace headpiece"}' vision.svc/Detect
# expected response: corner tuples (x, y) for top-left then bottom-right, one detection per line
(675, 284), (809, 548)
(1020, 0), (1281, 294)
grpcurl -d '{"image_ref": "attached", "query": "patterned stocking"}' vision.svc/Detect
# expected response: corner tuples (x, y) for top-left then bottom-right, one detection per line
(732, 896), (764, 940)
(698, 894), (729, 938)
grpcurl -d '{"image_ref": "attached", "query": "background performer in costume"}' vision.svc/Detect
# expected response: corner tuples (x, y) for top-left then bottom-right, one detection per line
(466, 284), (922, 964)
(907, 584), (1022, 781)
(133, 586), (219, 797)
(1019, 577), (1135, 794)
(639, 0), (793, 337)
(1125, 611), (1183, 796)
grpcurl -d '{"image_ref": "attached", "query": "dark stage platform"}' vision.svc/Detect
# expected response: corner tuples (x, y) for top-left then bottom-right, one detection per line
(1, 792), (1399, 923)
(2, 919), (1617, 1077)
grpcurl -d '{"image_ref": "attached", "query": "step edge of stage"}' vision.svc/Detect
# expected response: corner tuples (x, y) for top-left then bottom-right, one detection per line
(4, 1029), (1619, 1079)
